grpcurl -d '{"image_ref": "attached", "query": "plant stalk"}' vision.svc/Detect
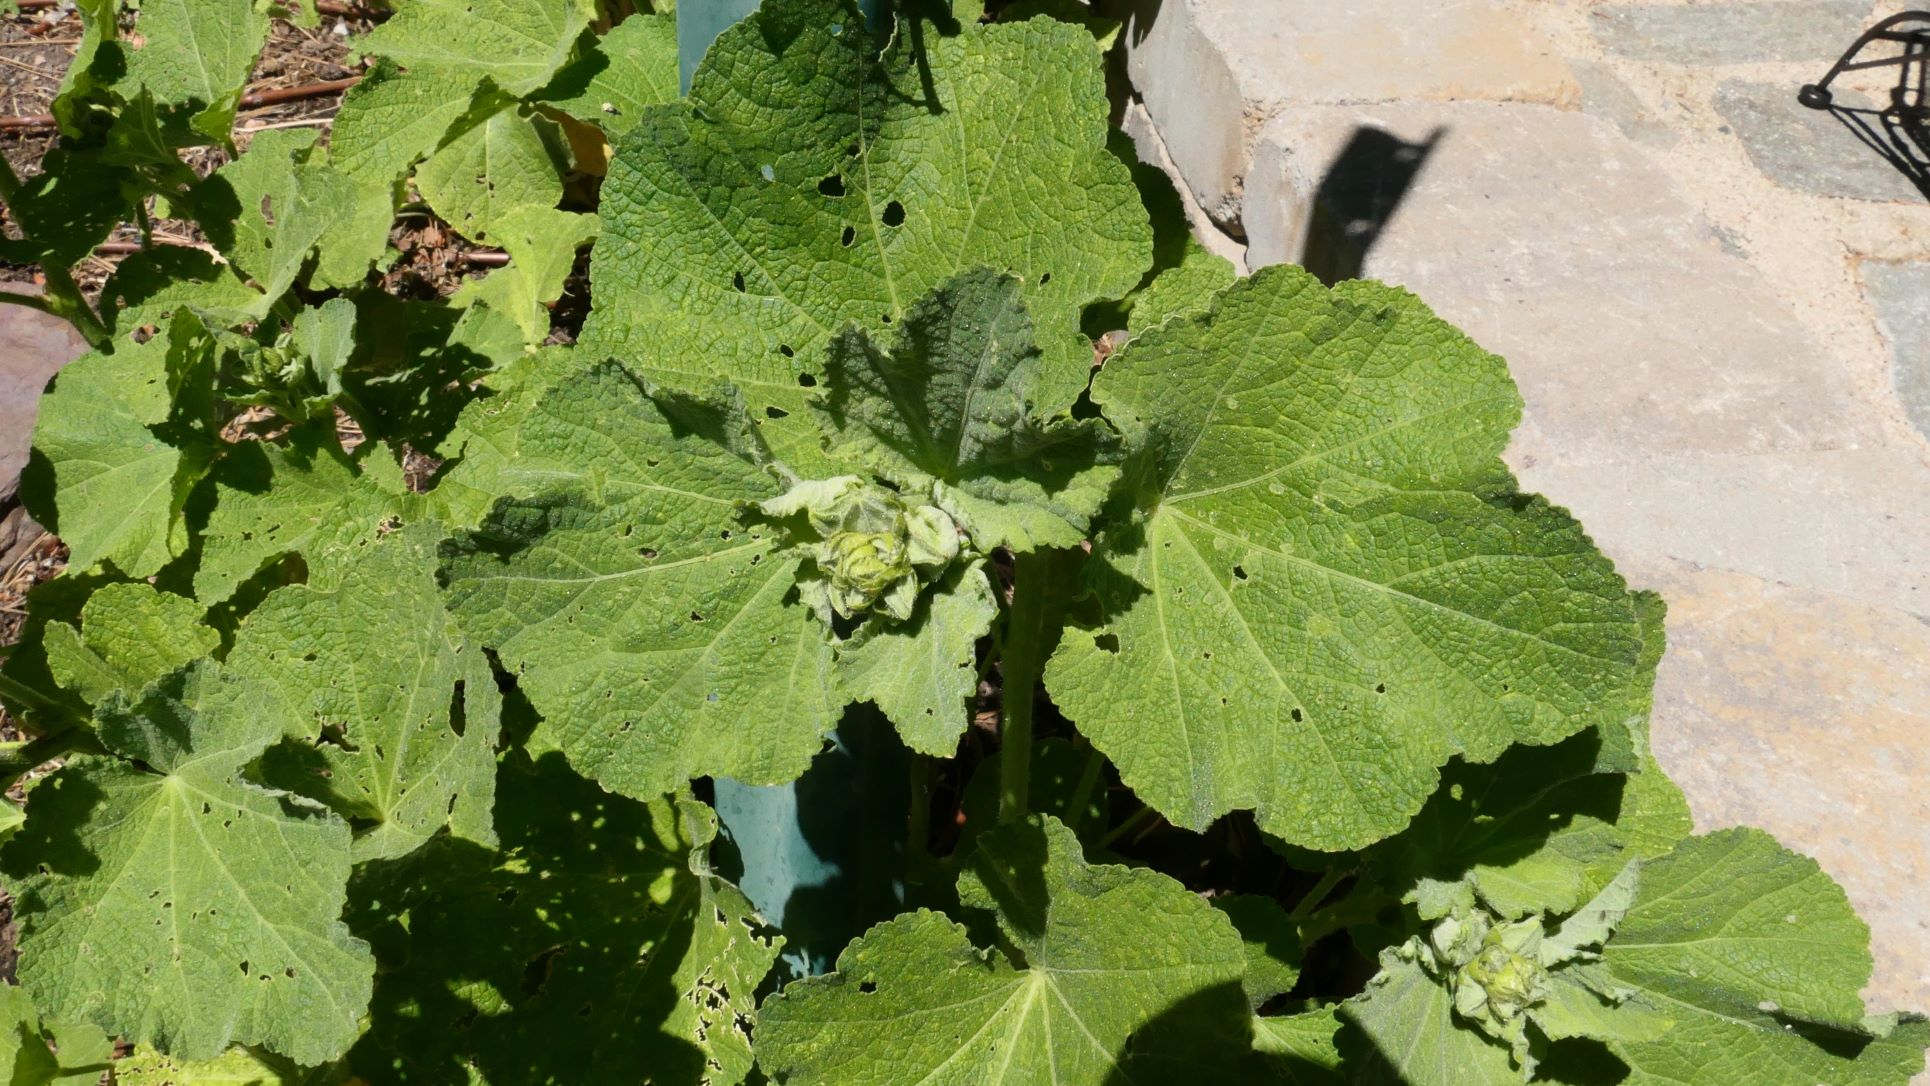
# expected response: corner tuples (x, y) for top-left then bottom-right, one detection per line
(0, 153), (111, 349)
(998, 550), (1054, 823)
(1099, 803), (1161, 848)
(1289, 867), (1348, 921)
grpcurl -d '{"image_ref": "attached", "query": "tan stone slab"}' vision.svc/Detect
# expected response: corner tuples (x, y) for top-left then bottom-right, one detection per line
(1508, 443), (1930, 616)
(0, 286), (88, 493)
(1627, 554), (1930, 1013)
(1246, 102), (1882, 463)
(1124, 0), (1578, 230)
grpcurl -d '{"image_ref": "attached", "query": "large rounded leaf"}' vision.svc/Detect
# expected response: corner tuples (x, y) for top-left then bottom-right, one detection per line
(1047, 267), (1648, 850)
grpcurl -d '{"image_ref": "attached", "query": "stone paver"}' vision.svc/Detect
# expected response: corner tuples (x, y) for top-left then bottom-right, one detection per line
(1124, 0), (1577, 228)
(1247, 104), (1880, 461)
(1631, 554), (1930, 1013)
(1591, 0), (1872, 65)
(1128, 0), (1930, 1025)
(1716, 80), (1930, 203)
(0, 287), (86, 495)
(1864, 258), (1930, 441)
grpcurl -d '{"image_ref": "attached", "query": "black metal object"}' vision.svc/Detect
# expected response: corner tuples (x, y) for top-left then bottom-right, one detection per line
(1799, 11), (1930, 197)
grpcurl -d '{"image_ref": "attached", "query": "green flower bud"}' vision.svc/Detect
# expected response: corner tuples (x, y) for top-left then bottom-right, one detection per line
(761, 477), (968, 624)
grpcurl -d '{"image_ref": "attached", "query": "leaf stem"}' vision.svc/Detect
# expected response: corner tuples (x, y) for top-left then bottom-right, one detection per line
(0, 154), (110, 350)
(907, 753), (933, 875)
(1098, 803), (1160, 849)
(1061, 742), (1106, 836)
(34, 263), (110, 350)
(1296, 887), (1396, 946)
(997, 549), (1054, 823)
(0, 726), (102, 790)
(1289, 867), (1349, 921)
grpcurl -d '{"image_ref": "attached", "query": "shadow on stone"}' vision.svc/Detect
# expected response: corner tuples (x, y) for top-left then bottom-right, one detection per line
(1300, 125), (1444, 286)
(1798, 11), (1930, 201)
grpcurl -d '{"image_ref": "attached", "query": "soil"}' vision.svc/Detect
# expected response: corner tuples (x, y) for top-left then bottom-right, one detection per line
(0, 4), (491, 301)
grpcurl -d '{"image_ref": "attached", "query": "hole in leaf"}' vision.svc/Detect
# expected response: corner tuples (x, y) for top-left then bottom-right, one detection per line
(1375, 683), (1386, 694)
(1232, 565), (1247, 581)
(1094, 633), (1120, 654)
(1039, 272), (1051, 284)
(840, 225), (856, 247)
(798, 373), (818, 387)
(779, 343), (795, 357)
(818, 174), (846, 197)
(860, 980), (878, 994)
(766, 406), (789, 419)
(1290, 707), (1304, 722)
(881, 200), (905, 227)
(732, 271), (747, 292)
(690, 612), (705, 623)
(640, 548), (659, 559)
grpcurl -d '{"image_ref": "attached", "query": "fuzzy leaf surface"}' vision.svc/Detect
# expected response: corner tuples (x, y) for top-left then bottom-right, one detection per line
(43, 583), (215, 707)
(1254, 1008), (1346, 1084)
(416, 105), (564, 243)
(0, 665), (373, 1064)
(818, 267), (1118, 551)
(440, 361), (841, 799)
(1340, 952), (1520, 1086)
(27, 317), (207, 578)
(193, 433), (418, 603)
(583, 0), (1149, 464)
(836, 559), (996, 755)
(452, 207), (598, 342)
(756, 815), (1254, 1084)
(354, 0), (593, 96)
(1601, 829), (1929, 1084)
(537, 12), (679, 135)
(116, 0), (268, 139)
(346, 754), (778, 1085)
(226, 527), (501, 862)
(1046, 266), (1648, 850)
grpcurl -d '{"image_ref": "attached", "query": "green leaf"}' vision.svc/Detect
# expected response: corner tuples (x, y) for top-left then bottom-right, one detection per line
(1, 663), (374, 1065)
(327, 58), (492, 192)
(346, 753), (779, 1085)
(818, 267), (1119, 552)
(5, 147), (132, 267)
(1126, 235), (1237, 335)
(116, 0), (269, 141)
(1045, 266), (1648, 851)
(416, 104), (566, 243)
(0, 984), (113, 1086)
(1366, 728), (1690, 925)
(1601, 829), (1929, 1084)
(537, 12), (679, 135)
(440, 361), (841, 799)
(43, 582), (217, 707)
(452, 206), (598, 342)
(226, 526), (501, 861)
(27, 314), (212, 578)
(583, 0), (1150, 465)
(192, 131), (358, 309)
(102, 248), (262, 338)
(1340, 950), (1521, 1085)
(193, 432), (417, 603)
(757, 815), (1255, 1084)
(113, 1045), (332, 1085)
(1254, 1007), (1346, 1084)
(430, 346), (591, 527)
(355, 0), (595, 97)
(1213, 893), (1302, 1011)
(836, 558), (996, 754)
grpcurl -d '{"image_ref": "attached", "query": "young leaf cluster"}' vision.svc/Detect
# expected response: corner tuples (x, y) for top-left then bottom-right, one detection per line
(0, 0), (1921, 1083)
